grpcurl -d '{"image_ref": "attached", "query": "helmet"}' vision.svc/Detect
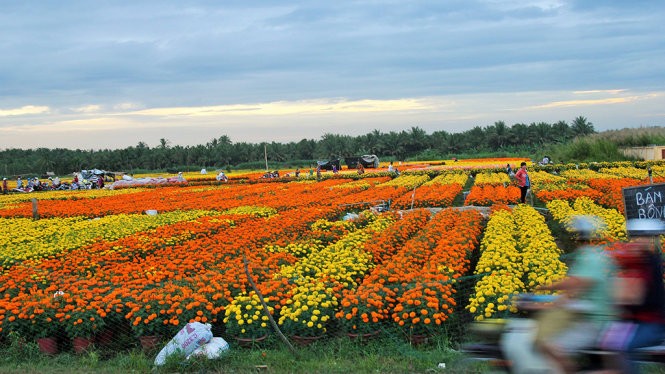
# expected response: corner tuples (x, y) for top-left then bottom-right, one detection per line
(626, 219), (665, 237)
(568, 215), (605, 240)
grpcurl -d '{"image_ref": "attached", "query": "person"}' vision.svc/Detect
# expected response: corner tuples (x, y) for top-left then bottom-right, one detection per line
(52, 176), (61, 189)
(388, 162), (394, 172)
(357, 162), (365, 175)
(541, 155), (550, 165)
(308, 165), (314, 178)
(506, 163), (513, 175)
(332, 164), (338, 174)
(534, 215), (617, 374)
(216, 171), (228, 182)
(177, 172), (185, 182)
(514, 162), (531, 204)
(598, 219), (665, 373)
(295, 168), (300, 178)
(316, 165), (322, 181)
(16, 176), (23, 189)
(2, 178), (7, 194)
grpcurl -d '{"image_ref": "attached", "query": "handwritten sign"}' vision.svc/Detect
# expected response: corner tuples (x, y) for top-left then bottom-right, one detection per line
(622, 183), (665, 220)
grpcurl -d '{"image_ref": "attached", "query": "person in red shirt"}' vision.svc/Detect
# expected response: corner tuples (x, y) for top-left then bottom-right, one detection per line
(514, 162), (530, 204)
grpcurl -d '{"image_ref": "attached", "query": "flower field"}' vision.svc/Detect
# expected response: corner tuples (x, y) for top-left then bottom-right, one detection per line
(0, 158), (663, 353)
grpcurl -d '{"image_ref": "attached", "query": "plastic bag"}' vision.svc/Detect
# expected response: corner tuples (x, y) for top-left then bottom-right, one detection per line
(154, 322), (213, 366)
(187, 337), (230, 360)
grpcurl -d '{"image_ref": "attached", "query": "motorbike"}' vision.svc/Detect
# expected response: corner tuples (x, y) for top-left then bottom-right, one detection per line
(457, 294), (665, 373)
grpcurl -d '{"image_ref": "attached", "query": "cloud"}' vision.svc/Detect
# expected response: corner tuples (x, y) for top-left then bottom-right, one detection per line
(0, 1), (664, 149)
(71, 105), (102, 113)
(128, 98), (434, 118)
(0, 105), (50, 117)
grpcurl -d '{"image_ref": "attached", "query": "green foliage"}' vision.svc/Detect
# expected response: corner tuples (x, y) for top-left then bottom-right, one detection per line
(545, 137), (631, 163)
(0, 118), (599, 176)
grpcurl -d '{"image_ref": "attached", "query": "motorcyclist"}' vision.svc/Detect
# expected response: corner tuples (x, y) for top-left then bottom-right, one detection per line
(501, 215), (617, 374)
(534, 215), (617, 374)
(599, 218), (665, 373)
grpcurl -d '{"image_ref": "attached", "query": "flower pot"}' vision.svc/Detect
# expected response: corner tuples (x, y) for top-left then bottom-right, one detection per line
(139, 335), (162, 351)
(290, 334), (324, 346)
(95, 329), (114, 347)
(346, 330), (380, 341)
(408, 334), (431, 346)
(234, 334), (268, 348)
(36, 337), (59, 355)
(72, 336), (94, 354)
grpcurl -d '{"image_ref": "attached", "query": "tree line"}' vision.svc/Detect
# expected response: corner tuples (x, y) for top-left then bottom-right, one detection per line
(1, 117), (596, 177)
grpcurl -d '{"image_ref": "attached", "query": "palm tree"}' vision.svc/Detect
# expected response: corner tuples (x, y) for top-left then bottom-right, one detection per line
(486, 121), (510, 150)
(571, 116), (595, 137)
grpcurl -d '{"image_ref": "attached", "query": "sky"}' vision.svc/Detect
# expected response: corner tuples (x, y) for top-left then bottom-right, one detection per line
(1, 0), (664, 150)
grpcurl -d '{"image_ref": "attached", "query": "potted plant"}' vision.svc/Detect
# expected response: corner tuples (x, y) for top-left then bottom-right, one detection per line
(391, 278), (453, 345)
(31, 308), (63, 355)
(64, 309), (105, 353)
(125, 300), (168, 350)
(4, 291), (64, 355)
(223, 292), (273, 346)
(336, 288), (384, 339)
(278, 279), (337, 345)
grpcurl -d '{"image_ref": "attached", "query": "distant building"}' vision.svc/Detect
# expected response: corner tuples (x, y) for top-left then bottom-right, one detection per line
(621, 145), (665, 160)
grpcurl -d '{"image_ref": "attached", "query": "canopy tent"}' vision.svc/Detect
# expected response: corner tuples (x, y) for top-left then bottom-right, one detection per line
(316, 158), (341, 171)
(345, 155), (379, 169)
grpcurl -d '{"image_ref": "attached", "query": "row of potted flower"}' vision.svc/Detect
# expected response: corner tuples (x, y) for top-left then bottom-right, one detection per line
(0, 209), (216, 268)
(546, 197), (627, 241)
(337, 209), (483, 338)
(465, 185), (521, 206)
(0, 199), (349, 343)
(467, 205), (566, 320)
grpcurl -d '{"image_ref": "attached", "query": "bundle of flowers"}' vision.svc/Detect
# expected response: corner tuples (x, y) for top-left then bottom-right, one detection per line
(277, 279), (338, 337)
(221, 206), (277, 217)
(361, 209), (431, 264)
(465, 185), (520, 206)
(534, 184), (603, 204)
(1, 290), (63, 339)
(277, 214), (393, 288)
(342, 209), (470, 325)
(467, 209), (524, 320)
(599, 167), (648, 180)
(223, 292), (274, 339)
(308, 218), (357, 246)
(546, 197), (627, 241)
(560, 169), (620, 182)
(334, 210), (434, 333)
(392, 210), (483, 335)
(264, 240), (326, 259)
(335, 286), (386, 334)
(571, 197), (627, 241)
(390, 183), (463, 209)
(512, 205), (567, 289)
(586, 178), (648, 212)
(331, 177), (390, 190)
(423, 173), (468, 186)
(473, 172), (510, 186)
(378, 175), (430, 189)
(0, 210), (215, 268)
(528, 171), (565, 184)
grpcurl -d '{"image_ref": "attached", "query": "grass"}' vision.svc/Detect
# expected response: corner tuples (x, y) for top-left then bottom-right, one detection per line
(0, 332), (467, 374)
